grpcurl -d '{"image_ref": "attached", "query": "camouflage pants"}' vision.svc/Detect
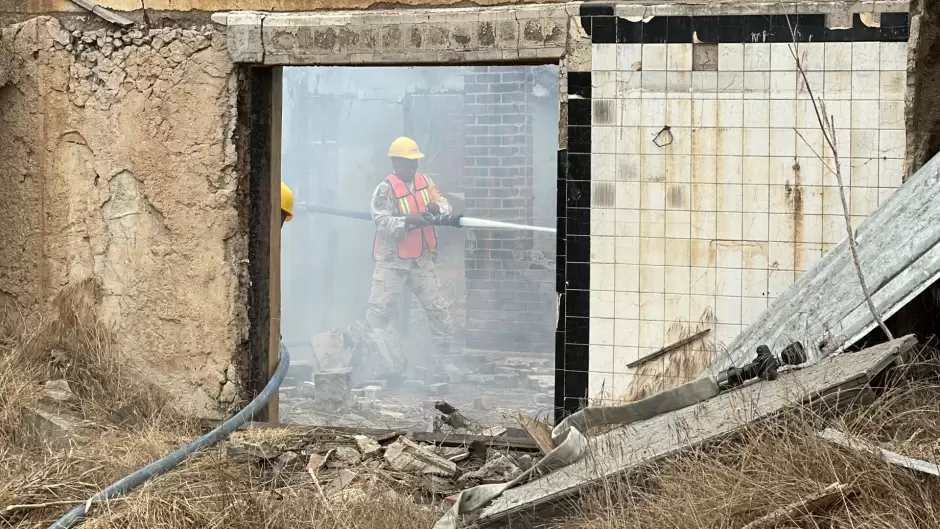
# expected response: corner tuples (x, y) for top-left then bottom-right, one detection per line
(366, 261), (453, 354)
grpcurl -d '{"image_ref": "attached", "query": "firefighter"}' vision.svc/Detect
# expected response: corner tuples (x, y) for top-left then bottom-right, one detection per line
(281, 182), (294, 228)
(367, 136), (454, 359)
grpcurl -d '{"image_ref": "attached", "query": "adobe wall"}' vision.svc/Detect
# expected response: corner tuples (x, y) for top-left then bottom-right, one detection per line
(0, 17), (245, 418)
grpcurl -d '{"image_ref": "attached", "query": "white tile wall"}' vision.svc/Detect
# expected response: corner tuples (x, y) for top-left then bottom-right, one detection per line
(588, 40), (908, 404)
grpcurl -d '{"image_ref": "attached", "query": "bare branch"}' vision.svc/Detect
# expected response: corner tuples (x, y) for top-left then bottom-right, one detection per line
(783, 14), (893, 341)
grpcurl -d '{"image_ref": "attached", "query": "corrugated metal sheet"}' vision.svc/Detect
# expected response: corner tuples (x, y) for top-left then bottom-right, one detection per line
(711, 153), (940, 373)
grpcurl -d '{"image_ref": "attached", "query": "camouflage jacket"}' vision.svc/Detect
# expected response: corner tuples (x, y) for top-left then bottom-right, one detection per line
(370, 175), (452, 267)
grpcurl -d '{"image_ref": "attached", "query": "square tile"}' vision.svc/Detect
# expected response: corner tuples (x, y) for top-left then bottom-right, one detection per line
(769, 100), (796, 128)
(590, 290), (616, 318)
(618, 126), (643, 155)
(880, 71), (906, 100)
(718, 43), (744, 71)
(770, 128), (796, 157)
(795, 128), (823, 158)
(613, 319), (640, 347)
(796, 42), (825, 71)
(743, 127), (770, 156)
(692, 72), (718, 97)
(665, 238), (692, 267)
(851, 100), (879, 129)
(640, 210), (666, 238)
(825, 42), (852, 70)
(591, 263), (616, 291)
(796, 71), (824, 100)
(690, 211), (717, 239)
(690, 182), (717, 211)
(616, 208), (641, 237)
(879, 100), (905, 130)
(666, 71), (692, 96)
(615, 262), (640, 290)
(880, 42), (907, 71)
(768, 269), (796, 296)
(717, 127), (744, 157)
(640, 236), (666, 265)
(640, 99), (666, 126)
(665, 210), (691, 239)
(718, 99), (744, 127)
(743, 71), (770, 99)
(716, 295), (743, 325)
(742, 156), (769, 185)
(741, 296), (768, 321)
(639, 291), (666, 321)
(743, 44), (770, 71)
(614, 291), (641, 320)
(667, 43), (694, 71)
(664, 265), (691, 294)
(590, 317), (615, 345)
(592, 153), (616, 182)
(796, 156), (824, 187)
(717, 211), (743, 239)
(691, 155), (717, 184)
(879, 129), (905, 159)
(851, 158), (878, 187)
(770, 71), (797, 99)
(880, 158), (904, 189)
(617, 156), (642, 183)
(642, 152), (666, 182)
(770, 42), (797, 71)
(717, 72), (744, 97)
(616, 180), (641, 210)
(716, 155), (743, 185)
(692, 99), (719, 127)
(742, 269), (768, 297)
(768, 157), (794, 187)
(742, 184), (770, 212)
(643, 43), (668, 71)
(824, 71), (852, 100)
(620, 98), (642, 127)
(851, 130), (879, 158)
(691, 128), (718, 156)
(850, 186), (879, 217)
(852, 71), (880, 100)
(591, 208), (616, 236)
(638, 319), (666, 349)
(592, 44), (618, 71)
(666, 99), (692, 127)
(852, 42), (880, 71)
(617, 71), (642, 98)
(689, 266), (716, 296)
(743, 211), (769, 241)
(591, 235), (616, 265)
(592, 125), (616, 154)
(618, 43), (643, 71)
(717, 183), (743, 212)
(642, 71), (668, 93)
(593, 71), (618, 99)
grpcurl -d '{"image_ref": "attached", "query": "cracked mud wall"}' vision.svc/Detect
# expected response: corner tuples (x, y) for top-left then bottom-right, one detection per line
(906, 0), (940, 177)
(0, 16), (247, 418)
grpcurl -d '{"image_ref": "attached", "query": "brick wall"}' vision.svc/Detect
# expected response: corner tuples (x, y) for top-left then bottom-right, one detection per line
(462, 65), (555, 354)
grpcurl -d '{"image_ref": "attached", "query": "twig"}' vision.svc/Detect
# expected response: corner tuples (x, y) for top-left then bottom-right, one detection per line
(626, 328), (711, 368)
(784, 15), (894, 341)
(739, 482), (852, 529)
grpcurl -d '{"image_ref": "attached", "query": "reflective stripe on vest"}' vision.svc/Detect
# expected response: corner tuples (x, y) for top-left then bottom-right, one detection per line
(372, 173), (438, 261)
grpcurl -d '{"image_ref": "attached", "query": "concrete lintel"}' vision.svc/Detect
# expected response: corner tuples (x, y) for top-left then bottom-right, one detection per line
(613, 0), (909, 17)
(216, 5), (573, 66)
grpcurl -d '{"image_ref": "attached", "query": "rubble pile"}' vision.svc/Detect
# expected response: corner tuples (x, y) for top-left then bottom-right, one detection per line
(224, 427), (538, 504)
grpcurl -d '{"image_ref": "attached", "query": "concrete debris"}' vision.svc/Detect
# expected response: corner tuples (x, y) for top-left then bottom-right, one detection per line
(428, 383), (448, 396)
(354, 435), (382, 457)
(42, 379), (75, 403)
(310, 320), (406, 386)
(384, 436), (457, 477)
(457, 454), (521, 485)
(474, 395), (494, 410)
(327, 469), (358, 492)
(313, 368), (353, 412)
(331, 446), (362, 466)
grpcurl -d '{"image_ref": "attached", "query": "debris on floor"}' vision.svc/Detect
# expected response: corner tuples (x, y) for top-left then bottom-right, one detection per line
(223, 425), (543, 505)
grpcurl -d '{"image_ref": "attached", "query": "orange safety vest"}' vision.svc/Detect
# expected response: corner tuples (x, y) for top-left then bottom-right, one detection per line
(372, 173), (438, 261)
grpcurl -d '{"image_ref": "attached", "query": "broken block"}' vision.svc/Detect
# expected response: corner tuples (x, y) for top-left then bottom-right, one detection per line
(442, 363), (464, 384)
(363, 385), (381, 400)
(354, 435), (382, 458)
(428, 383), (448, 396)
(404, 379), (425, 392)
(474, 396), (494, 410)
(384, 436), (456, 477)
(533, 393), (553, 406)
(492, 374), (519, 389)
(313, 368), (353, 411)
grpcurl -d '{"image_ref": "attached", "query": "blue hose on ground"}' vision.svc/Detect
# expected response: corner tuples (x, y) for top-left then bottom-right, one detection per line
(47, 343), (291, 529)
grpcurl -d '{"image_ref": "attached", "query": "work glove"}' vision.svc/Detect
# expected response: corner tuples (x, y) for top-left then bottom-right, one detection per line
(426, 202), (441, 214)
(404, 214), (430, 227)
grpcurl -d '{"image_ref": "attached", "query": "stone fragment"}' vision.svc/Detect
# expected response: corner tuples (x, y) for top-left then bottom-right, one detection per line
(474, 395), (494, 410)
(327, 469), (357, 492)
(384, 436), (456, 477)
(331, 446), (361, 466)
(533, 393), (553, 406)
(354, 435), (382, 457)
(457, 454), (521, 485)
(313, 368), (353, 411)
(428, 382), (448, 396)
(42, 379), (74, 403)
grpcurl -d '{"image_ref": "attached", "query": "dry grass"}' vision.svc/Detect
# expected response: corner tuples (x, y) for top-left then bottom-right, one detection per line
(569, 371), (940, 529)
(0, 280), (437, 529)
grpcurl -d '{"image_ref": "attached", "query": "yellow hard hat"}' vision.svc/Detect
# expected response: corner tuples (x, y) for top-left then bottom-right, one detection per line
(281, 182), (294, 222)
(388, 136), (425, 160)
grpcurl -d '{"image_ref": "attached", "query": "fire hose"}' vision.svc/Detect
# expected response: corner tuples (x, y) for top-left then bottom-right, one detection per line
(295, 202), (557, 234)
(47, 344), (291, 529)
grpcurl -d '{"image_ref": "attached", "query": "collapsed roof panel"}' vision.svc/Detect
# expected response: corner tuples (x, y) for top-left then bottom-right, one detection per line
(710, 154), (940, 374)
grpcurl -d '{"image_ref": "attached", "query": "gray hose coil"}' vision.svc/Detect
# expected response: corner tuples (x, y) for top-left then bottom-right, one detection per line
(47, 343), (291, 529)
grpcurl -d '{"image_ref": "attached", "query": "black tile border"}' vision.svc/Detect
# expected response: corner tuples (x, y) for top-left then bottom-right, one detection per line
(556, 69), (592, 423)
(579, 7), (910, 44)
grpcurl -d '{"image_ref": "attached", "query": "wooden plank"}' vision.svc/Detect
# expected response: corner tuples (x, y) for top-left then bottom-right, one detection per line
(234, 421), (542, 452)
(626, 329), (711, 368)
(818, 428), (940, 476)
(714, 150), (940, 373)
(740, 482), (852, 529)
(267, 66), (283, 423)
(477, 336), (915, 526)
(516, 413), (554, 454)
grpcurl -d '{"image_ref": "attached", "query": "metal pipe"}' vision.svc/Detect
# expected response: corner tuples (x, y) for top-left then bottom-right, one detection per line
(47, 344), (292, 529)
